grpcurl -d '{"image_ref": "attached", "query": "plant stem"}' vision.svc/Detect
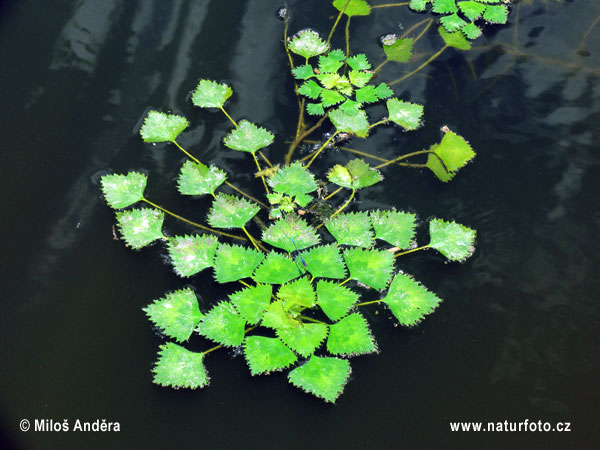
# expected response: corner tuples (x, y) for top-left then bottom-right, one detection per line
(412, 18), (433, 45)
(339, 277), (351, 286)
(389, 45), (448, 86)
(328, 0), (351, 44)
(172, 140), (201, 164)
(374, 149), (432, 169)
(295, 98), (306, 139)
(220, 106), (238, 127)
(394, 245), (430, 258)
(239, 280), (252, 288)
(330, 188), (355, 219)
(305, 131), (338, 168)
(258, 150), (273, 168)
(300, 315), (327, 325)
(345, 16), (351, 58)
(242, 226), (261, 252)
(141, 198), (246, 241)
(369, 119), (387, 129)
(252, 152), (270, 194)
(225, 181), (268, 208)
(285, 114), (328, 164)
(324, 186), (343, 200)
(355, 299), (384, 307)
(372, 2), (409, 7)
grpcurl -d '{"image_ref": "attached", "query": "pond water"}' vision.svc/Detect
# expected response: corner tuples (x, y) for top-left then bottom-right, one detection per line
(1, 0), (599, 448)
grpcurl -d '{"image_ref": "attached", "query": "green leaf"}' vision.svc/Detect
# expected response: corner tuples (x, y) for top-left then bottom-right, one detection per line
(101, 172), (147, 209)
(115, 208), (165, 249)
(370, 210), (417, 249)
(329, 108), (369, 138)
(432, 0), (457, 14)
(223, 120), (274, 154)
(327, 313), (376, 356)
(207, 193), (260, 229)
(409, 0), (431, 12)
(346, 158), (383, 189)
(167, 234), (218, 277)
(461, 22), (482, 40)
(288, 356), (351, 403)
(338, 99), (362, 115)
(458, 1), (486, 21)
(483, 4), (508, 24)
(177, 161), (227, 196)
(346, 53), (371, 70)
(438, 26), (471, 50)
(386, 98), (424, 131)
(213, 244), (265, 283)
(355, 85), (379, 104)
(278, 277), (316, 310)
(253, 252), (301, 285)
(144, 288), (203, 342)
(307, 103), (325, 116)
(349, 70), (373, 88)
(343, 248), (395, 290)
(326, 212), (374, 248)
(268, 162), (318, 197)
(244, 336), (297, 375)
(196, 301), (246, 347)
(328, 49), (346, 61)
(295, 193), (312, 207)
(333, 0), (371, 16)
(292, 64), (316, 80)
(383, 37), (414, 63)
(298, 80), (323, 99)
(229, 284), (272, 325)
(425, 144), (453, 182)
(440, 13), (468, 33)
(426, 129), (475, 181)
(316, 280), (359, 321)
(428, 218), (476, 261)
(320, 89), (346, 108)
(262, 214), (320, 253)
(382, 272), (442, 326)
(299, 244), (348, 280)
(191, 79), (233, 108)
(288, 30), (329, 59)
(262, 300), (301, 330)
(153, 343), (209, 389)
(277, 323), (329, 357)
(374, 82), (394, 100)
(319, 54), (345, 73)
(140, 111), (189, 143)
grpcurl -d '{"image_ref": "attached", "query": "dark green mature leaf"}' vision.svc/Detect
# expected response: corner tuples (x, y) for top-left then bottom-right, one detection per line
(262, 300), (301, 330)
(207, 193), (260, 229)
(438, 26), (471, 50)
(177, 161), (226, 196)
(223, 120), (274, 153)
(317, 280), (360, 321)
(140, 111), (189, 143)
(288, 356), (351, 403)
(230, 284), (272, 324)
(374, 82), (394, 100)
(426, 130), (475, 182)
(329, 108), (370, 137)
(268, 162), (318, 197)
(262, 214), (320, 252)
(191, 79), (233, 108)
(307, 103), (325, 116)
(428, 218), (476, 261)
(355, 85), (379, 104)
(278, 277), (316, 310)
(298, 80), (323, 99)
(483, 4), (508, 24)
(277, 323), (329, 357)
(386, 98), (424, 131)
(196, 301), (246, 347)
(370, 210), (417, 249)
(440, 13), (468, 32)
(253, 252), (301, 285)
(292, 64), (316, 80)
(116, 208), (165, 249)
(153, 343), (209, 389)
(327, 313), (376, 356)
(213, 244), (265, 283)
(167, 234), (218, 277)
(244, 336), (297, 375)
(343, 248), (395, 290)
(326, 212), (374, 248)
(299, 244), (348, 280)
(101, 172), (147, 209)
(333, 0), (371, 16)
(382, 272), (442, 326)
(144, 288), (203, 342)
(458, 0), (486, 21)
(288, 30), (329, 59)
(432, 0), (458, 14)
(346, 54), (371, 70)
(383, 37), (414, 63)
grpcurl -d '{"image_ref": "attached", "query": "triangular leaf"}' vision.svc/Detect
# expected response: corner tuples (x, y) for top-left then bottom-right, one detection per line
(299, 244), (348, 280)
(483, 4), (508, 24)
(207, 193), (260, 229)
(370, 210), (417, 249)
(223, 120), (274, 154)
(116, 208), (165, 249)
(321, 89), (346, 108)
(461, 22), (482, 40)
(213, 244), (265, 283)
(253, 252), (301, 285)
(428, 218), (476, 261)
(383, 37), (414, 63)
(153, 342), (209, 389)
(262, 214), (320, 253)
(409, 0), (432, 12)
(329, 107), (370, 137)
(288, 356), (351, 403)
(298, 80), (323, 99)
(101, 172), (147, 209)
(167, 234), (218, 277)
(244, 336), (297, 375)
(196, 301), (246, 347)
(382, 272), (442, 326)
(432, 0), (458, 14)
(327, 165), (353, 189)
(327, 313), (376, 356)
(440, 13), (468, 33)
(374, 82), (394, 100)
(292, 64), (316, 80)
(229, 284), (272, 325)
(438, 26), (471, 50)
(343, 248), (395, 290)
(191, 79), (233, 108)
(426, 129), (475, 181)
(316, 280), (360, 321)
(288, 29), (329, 59)
(278, 277), (316, 310)
(332, 0), (371, 16)
(268, 162), (318, 197)
(277, 323), (329, 357)
(325, 212), (374, 247)
(307, 102), (325, 116)
(346, 54), (371, 70)
(140, 111), (189, 143)
(262, 300), (301, 330)
(144, 288), (203, 342)
(386, 98), (424, 131)
(348, 70), (373, 88)
(458, 1), (486, 21)
(355, 85), (379, 104)
(319, 54), (345, 73)
(346, 158), (383, 189)
(177, 161), (227, 196)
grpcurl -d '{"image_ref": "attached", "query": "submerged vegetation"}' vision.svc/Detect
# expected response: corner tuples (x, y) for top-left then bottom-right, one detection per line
(99, 0), (511, 402)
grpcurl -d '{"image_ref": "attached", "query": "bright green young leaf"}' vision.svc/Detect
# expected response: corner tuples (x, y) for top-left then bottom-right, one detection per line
(144, 288), (203, 342)
(268, 162), (318, 197)
(316, 280), (359, 321)
(320, 89), (346, 108)
(177, 161), (227, 196)
(223, 120), (274, 154)
(101, 172), (147, 209)
(355, 85), (379, 104)
(295, 193), (312, 207)
(346, 158), (383, 189)
(461, 22), (482, 40)
(432, 0), (458, 14)
(374, 82), (394, 100)
(438, 26), (471, 50)
(278, 277), (316, 310)
(349, 70), (373, 88)
(346, 54), (371, 71)
(327, 313), (376, 356)
(213, 244), (265, 283)
(326, 212), (374, 248)
(382, 272), (442, 326)
(383, 37), (414, 63)
(319, 54), (345, 73)
(318, 73), (342, 90)
(386, 98), (424, 131)
(343, 248), (395, 290)
(409, 0), (432, 12)
(152, 342), (209, 389)
(262, 214), (320, 252)
(327, 165), (353, 189)
(307, 103), (325, 116)
(277, 323), (329, 357)
(167, 234), (218, 277)
(338, 99), (362, 114)
(426, 145), (454, 182)
(191, 79), (233, 108)
(196, 301), (246, 347)
(229, 284), (272, 324)
(262, 300), (301, 330)
(115, 208), (165, 249)
(298, 80), (323, 99)
(299, 244), (348, 280)
(292, 64), (316, 80)
(328, 49), (346, 61)
(207, 193), (260, 229)
(440, 13), (468, 32)
(253, 252), (301, 285)
(370, 210), (417, 249)
(288, 30), (329, 59)
(244, 336), (297, 375)
(329, 108), (370, 138)
(288, 355), (351, 403)
(428, 218), (476, 261)
(426, 129), (475, 181)
(483, 4), (508, 24)
(458, 1), (486, 21)
(333, 0), (371, 16)
(140, 111), (189, 143)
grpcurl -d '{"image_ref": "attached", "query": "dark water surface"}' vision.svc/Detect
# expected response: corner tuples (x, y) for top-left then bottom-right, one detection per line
(1, 0), (599, 448)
